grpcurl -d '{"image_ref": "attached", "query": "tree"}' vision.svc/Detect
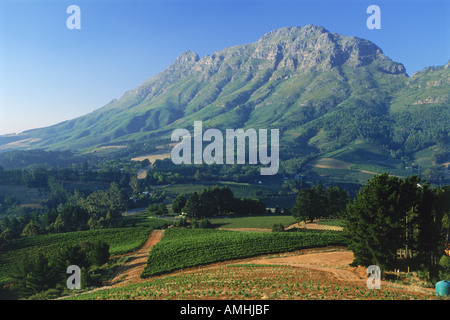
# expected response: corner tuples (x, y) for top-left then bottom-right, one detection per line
(236, 198), (265, 215)
(274, 205), (282, 215)
(129, 175), (142, 197)
(199, 188), (219, 217)
(291, 187), (324, 225)
(147, 203), (168, 216)
(182, 192), (201, 219)
(343, 174), (449, 274)
(413, 184), (447, 269)
(172, 194), (187, 214)
(82, 240), (110, 266)
(84, 182), (127, 223)
(192, 218), (212, 229)
(272, 223), (285, 232)
(324, 185), (350, 218)
(344, 174), (406, 272)
(22, 219), (41, 236)
(212, 185), (234, 215)
(11, 253), (57, 298)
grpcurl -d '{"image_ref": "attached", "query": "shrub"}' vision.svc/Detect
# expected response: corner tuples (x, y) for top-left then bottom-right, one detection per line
(438, 255), (450, 279)
(272, 224), (285, 232)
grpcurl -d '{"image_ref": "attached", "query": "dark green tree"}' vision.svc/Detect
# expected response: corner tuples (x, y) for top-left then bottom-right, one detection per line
(291, 187), (324, 225)
(183, 192), (201, 219)
(147, 203), (168, 216)
(344, 174), (406, 272)
(172, 194), (187, 214)
(199, 188), (219, 217)
(324, 185), (351, 218)
(212, 185), (234, 215)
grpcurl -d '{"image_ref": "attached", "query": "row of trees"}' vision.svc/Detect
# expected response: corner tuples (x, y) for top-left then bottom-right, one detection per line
(0, 166), (127, 189)
(291, 185), (351, 224)
(0, 183), (127, 241)
(343, 174), (450, 277)
(171, 186), (266, 219)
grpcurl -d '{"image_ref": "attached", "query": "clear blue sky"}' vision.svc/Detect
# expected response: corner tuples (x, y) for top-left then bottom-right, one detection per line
(0, 0), (448, 135)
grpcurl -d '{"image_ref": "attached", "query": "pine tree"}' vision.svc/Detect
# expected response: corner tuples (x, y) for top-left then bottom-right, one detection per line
(291, 187), (324, 225)
(183, 192), (201, 219)
(344, 174), (405, 272)
(172, 194), (187, 214)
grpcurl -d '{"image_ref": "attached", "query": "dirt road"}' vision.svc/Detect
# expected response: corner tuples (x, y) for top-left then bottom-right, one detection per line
(108, 229), (164, 287)
(245, 248), (435, 295)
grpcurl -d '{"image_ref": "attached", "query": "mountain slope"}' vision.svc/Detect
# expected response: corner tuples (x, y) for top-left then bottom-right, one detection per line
(0, 25), (448, 173)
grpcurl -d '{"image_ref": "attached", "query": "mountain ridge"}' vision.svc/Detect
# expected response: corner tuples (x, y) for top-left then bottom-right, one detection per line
(0, 25), (448, 177)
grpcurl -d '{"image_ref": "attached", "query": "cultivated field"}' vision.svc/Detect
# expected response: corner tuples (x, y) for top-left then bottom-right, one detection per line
(68, 243), (437, 300)
(63, 219), (440, 301)
(0, 184), (48, 208)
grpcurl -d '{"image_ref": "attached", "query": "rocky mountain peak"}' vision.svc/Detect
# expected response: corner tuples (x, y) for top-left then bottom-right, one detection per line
(249, 25), (400, 73)
(258, 25), (329, 42)
(174, 50), (200, 65)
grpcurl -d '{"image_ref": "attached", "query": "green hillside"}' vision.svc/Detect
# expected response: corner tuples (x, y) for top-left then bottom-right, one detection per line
(0, 25), (448, 183)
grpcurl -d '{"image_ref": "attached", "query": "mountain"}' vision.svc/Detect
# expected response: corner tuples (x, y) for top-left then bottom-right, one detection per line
(0, 25), (448, 178)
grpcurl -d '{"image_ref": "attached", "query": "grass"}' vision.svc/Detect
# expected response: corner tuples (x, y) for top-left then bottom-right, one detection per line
(0, 184), (49, 207)
(412, 147), (435, 167)
(159, 180), (279, 200)
(209, 214), (297, 229)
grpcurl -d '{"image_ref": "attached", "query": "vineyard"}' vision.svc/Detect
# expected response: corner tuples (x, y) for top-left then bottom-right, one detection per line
(210, 215), (297, 229)
(140, 228), (347, 278)
(158, 181), (278, 200)
(0, 217), (171, 285)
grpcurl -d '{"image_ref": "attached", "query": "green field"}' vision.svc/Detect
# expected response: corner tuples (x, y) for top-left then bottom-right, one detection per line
(0, 217), (171, 285)
(306, 140), (412, 185)
(159, 180), (280, 199)
(209, 215), (297, 229)
(141, 228), (347, 278)
(0, 184), (48, 207)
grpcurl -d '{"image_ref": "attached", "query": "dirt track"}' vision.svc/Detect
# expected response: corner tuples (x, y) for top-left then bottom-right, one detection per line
(108, 229), (164, 287)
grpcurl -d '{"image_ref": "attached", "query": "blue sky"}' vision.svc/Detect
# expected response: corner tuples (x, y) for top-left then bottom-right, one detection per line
(0, 0), (448, 135)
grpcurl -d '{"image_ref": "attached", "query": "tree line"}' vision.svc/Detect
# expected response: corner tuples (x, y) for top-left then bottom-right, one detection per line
(4, 240), (110, 300)
(166, 186), (266, 219)
(0, 183), (127, 242)
(343, 174), (449, 279)
(290, 185), (350, 224)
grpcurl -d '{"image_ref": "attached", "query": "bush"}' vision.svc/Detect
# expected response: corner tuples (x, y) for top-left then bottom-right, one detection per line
(199, 219), (212, 229)
(272, 223), (285, 232)
(191, 219), (212, 229)
(177, 217), (188, 227)
(147, 203), (168, 216)
(438, 255), (450, 279)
